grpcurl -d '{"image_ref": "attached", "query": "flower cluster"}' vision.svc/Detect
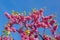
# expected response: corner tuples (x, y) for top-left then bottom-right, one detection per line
(0, 8), (60, 40)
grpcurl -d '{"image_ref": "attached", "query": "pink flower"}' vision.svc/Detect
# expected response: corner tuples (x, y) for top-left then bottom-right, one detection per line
(0, 36), (2, 40)
(5, 12), (15, 23)
(10, 27), (16, 33)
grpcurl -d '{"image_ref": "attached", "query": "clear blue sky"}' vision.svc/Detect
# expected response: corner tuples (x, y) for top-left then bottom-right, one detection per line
(0, 0), (60, 40)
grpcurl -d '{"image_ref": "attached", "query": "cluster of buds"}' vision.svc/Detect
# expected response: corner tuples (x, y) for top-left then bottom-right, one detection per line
(0, 36), (13, 40)
(0, 30), (13, 40)
(0, 8), (60, 40)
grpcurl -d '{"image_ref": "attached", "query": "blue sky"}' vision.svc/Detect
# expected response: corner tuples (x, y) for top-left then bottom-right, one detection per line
(0, 0), (60, 40)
